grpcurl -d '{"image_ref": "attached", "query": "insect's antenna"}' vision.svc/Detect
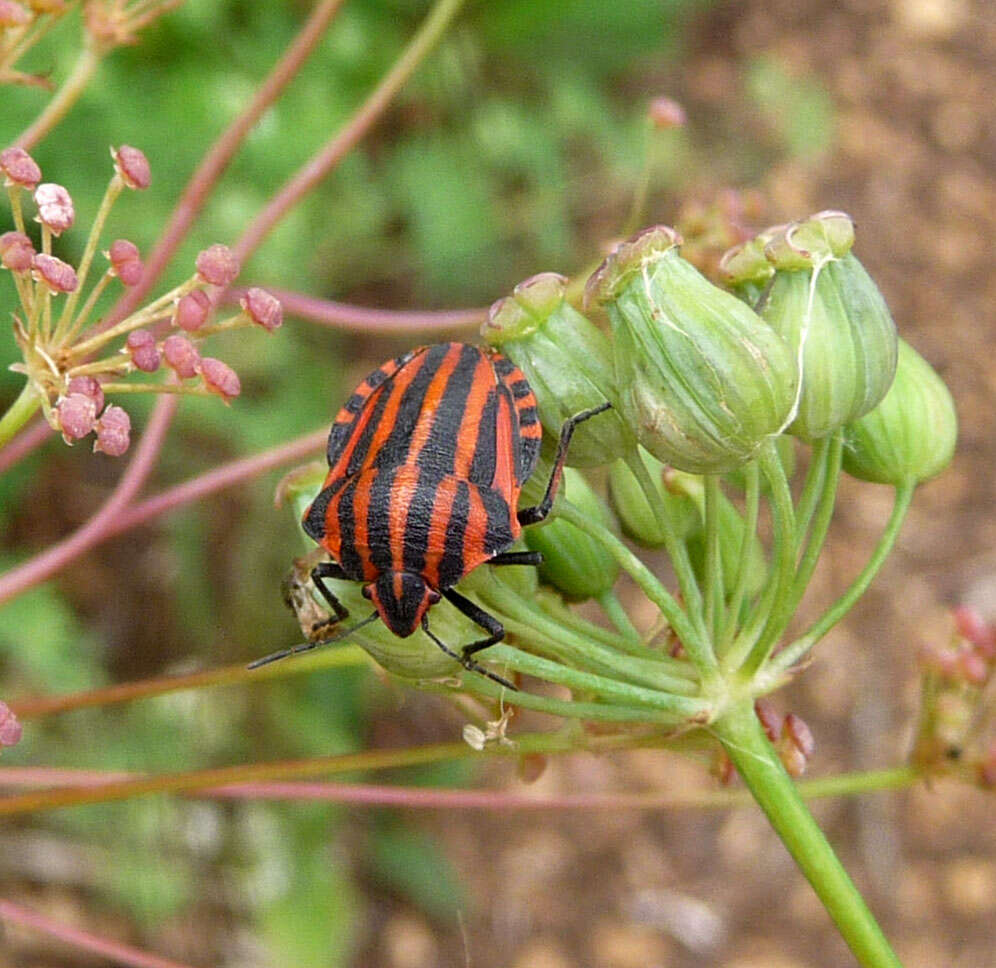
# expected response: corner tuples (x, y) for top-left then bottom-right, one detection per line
(248, 612), (380, 670)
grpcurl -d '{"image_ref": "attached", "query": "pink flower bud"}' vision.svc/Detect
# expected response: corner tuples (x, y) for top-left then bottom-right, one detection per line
(240, 287), (283, 331)
(163, 334), (200, 379)
(199, 357), (240, 402)
(956, 649), (988, 685)
(57, 392), (97, 441)
(0, 1), (31, 27)
(0, 145), (41, 189)
(108, 238), (143, 286)
(649, 96), (686, 130)
(32, 253), (78, 293)
(173, 289), (211, 331)
(0, 231), (35, 271)
(195, 244), (239, 287)
(112, 145), (151, 190)
(953, 605), (996, 659)
(754, 699), (782, 743)
(33, 182), (75, 235)
(66, 375), (104, 412)
(93, 405), (131, 456)
(783, 713), (815, 759)
(0, 700), (22, 748)
(126, 328), (161, 372)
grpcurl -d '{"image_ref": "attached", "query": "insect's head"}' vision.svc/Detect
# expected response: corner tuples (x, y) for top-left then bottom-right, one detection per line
(363, 571), (440, 638)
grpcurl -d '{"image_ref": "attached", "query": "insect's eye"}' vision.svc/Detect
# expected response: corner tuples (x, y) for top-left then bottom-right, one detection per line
(428, 589), (441, 604)
(361, 585), (372, 600)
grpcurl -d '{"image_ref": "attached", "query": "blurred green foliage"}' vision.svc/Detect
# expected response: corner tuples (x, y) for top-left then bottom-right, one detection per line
(0, 1), (834, 964)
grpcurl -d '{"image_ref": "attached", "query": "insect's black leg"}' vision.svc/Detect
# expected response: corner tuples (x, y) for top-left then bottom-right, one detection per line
(516, 401), (611, 527)
(421, 591), (517, 691)
(311, 561), (351, 623)
(443, 588), (505, 657)
(489, 550), (544, 567)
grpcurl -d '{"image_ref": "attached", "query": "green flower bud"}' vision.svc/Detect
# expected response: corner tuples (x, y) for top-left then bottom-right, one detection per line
(607, 448), (698, 548)
(524, 467), (619, 601)
(717, 226), (780, 304)
(587, 226), (799, 474)
(756, 212), (898, 441)
(668, 471), (767, 599)
(842, 339), (957, 486)
(723, 435), (796, 494)
(482, 272), (635, 467)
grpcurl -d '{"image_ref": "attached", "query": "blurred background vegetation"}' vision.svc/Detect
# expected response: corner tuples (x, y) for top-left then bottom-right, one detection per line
(2, 0), (993, 965)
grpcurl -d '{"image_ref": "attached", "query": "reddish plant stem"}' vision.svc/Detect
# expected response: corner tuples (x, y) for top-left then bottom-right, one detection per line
(228, 286), (486, 335)
(0, 899), (202, 968)
(112, 427), (327, 534)
(9, 638), (364, 721)
(107, 0), (347, 326)
(0, 766), (922, 811)
(0, 417), (51, 474)
(0, 426), (325, 611)
(0, 396), (177, 608)
(230, 0), (467, 266)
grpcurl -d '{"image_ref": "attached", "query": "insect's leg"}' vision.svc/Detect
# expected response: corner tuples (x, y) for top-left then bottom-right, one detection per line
(516, 402), (611, 527)
(311, 560), (351, 623)
(422, 592), (517, 691)
(443, 588), (506, 657)
(489, 550), (543, 567)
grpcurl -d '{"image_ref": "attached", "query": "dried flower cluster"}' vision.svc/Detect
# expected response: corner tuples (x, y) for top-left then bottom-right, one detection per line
(913, 606), (996, 786)
(2, 144), (282, 455)
(0, 0), (72, 88)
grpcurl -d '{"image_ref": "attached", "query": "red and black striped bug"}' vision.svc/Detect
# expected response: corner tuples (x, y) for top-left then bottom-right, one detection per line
(252, 342), (609, 688)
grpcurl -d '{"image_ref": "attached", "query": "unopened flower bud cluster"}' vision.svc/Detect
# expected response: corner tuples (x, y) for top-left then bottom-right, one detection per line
(2, 144), (282, 456)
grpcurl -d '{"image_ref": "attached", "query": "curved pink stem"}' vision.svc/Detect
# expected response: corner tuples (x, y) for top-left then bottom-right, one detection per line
(0, 396), (177, 607)
(0, 424), (325, 606)
(0, 418), (52, 474)
(227, 286), (486, 335)
(0, 899), (202, 968)
(230, 0), (466, 266)
(107, 0), (348, 326)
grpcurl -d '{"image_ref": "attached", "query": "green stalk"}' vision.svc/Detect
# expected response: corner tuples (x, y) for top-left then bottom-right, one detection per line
(624, 450), (707, 639)
(556, 499), (716, 679)
(477, 578), (700, 696)
(597, 588), (643, 645)
(723, 440), (795, 673)
(703, 474), (724, 641)
(713, 700), (903, 968)
(536, 592), (697, 670)
(739, 439), (798, 677)
(0, 381), (42, 452)
(768, 482), (914, 678)
(718, 459), (760, 654)
(482, 644), (709, 720)
(795, 435), (831, 540)
(786, 432), (843, 614)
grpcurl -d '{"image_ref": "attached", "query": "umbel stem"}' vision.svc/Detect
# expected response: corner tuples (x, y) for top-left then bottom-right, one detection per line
(713, 700), (903, 968)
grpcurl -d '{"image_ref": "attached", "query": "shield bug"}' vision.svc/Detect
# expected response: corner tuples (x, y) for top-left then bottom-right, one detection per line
(252, 342), (609, 687)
